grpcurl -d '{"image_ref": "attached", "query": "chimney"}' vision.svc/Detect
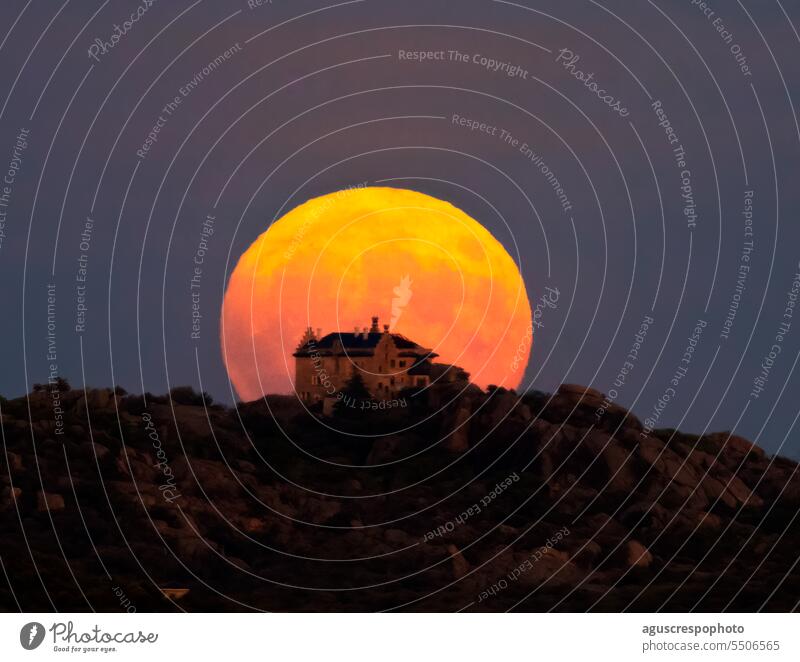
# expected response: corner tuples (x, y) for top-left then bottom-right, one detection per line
(362, 327), (368, 339)
(383, 324), (390, 333)
(370, 316), (380, 333)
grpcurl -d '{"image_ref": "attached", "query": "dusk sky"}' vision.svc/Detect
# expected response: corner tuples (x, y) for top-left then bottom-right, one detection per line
(2, 0), (800, 455)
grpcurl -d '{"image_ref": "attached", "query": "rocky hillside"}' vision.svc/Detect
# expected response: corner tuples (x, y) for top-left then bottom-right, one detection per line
(1, 383), (799, 611)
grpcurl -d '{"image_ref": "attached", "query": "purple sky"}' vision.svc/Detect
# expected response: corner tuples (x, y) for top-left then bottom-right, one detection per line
(1, 0), (800, 455)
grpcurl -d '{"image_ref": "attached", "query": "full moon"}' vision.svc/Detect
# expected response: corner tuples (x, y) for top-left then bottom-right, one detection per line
(221, 187), (532, 402)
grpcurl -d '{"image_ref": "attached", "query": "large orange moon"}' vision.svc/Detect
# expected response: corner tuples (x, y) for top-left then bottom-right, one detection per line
(221, 187), (532, 401)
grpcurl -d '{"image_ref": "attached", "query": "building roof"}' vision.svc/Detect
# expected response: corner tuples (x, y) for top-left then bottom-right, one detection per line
(293, 320), (438, 360)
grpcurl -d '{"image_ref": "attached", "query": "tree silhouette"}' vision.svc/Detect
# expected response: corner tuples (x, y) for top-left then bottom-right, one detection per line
(333, 368), (372, 417)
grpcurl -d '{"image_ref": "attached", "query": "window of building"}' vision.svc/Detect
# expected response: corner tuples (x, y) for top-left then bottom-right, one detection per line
(390, 359), (395, 368)
(399, 360), (406, 367)
(416, 378), (426, 386)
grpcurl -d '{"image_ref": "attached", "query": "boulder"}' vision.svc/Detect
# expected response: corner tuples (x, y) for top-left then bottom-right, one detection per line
(242, 517), (265, 534)
(706, 432), (765, 459)
(621, 540), (653, 569)
(557, 383), (606, 409)
(582, 430), (637, 493)
(174, 535), (217, 562)
(511, 547), (578, 587)
(37, 491), (65, 512)
(700, 475), (737, 509)
(1, 486), (22, 508)
(447, 544), (470, 579)
(697, 512), (722, 529)
(722, 473), (764, 508)
(92, 443), (110, 460)
(637, 436), (665, 463)
(484, 392), (531, 426)
(584, 512), (628, 538)
(620, 502), (669, 531)
(567, 539), (603, 566)
(639, 439), (704, 492)
(657, 478), (709, 512)
(173, 457), (241, 498)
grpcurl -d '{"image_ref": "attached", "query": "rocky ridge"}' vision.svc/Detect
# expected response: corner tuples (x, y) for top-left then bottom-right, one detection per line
(1, 382), (798, 611)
